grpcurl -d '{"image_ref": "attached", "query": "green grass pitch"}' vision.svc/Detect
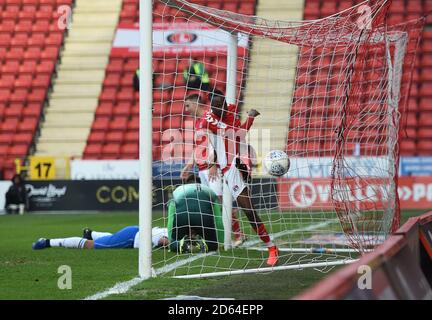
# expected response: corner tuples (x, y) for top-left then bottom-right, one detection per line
(0, 210), (426, 300)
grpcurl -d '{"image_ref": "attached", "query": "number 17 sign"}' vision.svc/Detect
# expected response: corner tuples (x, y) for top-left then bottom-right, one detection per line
(29, 156), (56, 180)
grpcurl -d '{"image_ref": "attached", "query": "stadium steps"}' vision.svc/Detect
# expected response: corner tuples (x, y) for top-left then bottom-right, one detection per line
(35, 0), (122, 166)
(242, 0), (304, 167)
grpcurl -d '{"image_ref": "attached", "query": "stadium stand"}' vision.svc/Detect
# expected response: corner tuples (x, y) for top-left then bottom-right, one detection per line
(83, 0), (431, 160)
(0, 0), (71, 179)
(83, 0), (257, 160)
(35, 0), (122, 164)
(300, 0), (431, 156)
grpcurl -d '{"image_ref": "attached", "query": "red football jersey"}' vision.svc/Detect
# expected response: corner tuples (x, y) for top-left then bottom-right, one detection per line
(203, 104), (255, 173)
(194, 114), (212, 171)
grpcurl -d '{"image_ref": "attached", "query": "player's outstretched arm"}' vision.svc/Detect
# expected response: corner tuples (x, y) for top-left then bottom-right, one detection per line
(180, 156), (195, 180)
(208, 164), (220, 182)
(241, 109), (260, 131)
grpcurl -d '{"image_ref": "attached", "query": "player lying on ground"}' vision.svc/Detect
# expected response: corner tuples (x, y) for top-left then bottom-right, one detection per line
(32, 176), (222, 253)
(32, 226), (169, 250)
(181, 93), (245, 246)
(203, 89), (279, 266)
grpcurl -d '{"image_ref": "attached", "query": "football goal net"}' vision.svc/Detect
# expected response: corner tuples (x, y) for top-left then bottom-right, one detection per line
(138, 0), (424, 279)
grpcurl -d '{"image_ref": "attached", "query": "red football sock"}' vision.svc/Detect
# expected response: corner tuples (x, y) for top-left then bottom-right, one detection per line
(232, 211), (242, 238)
(252, 224), (272, 247)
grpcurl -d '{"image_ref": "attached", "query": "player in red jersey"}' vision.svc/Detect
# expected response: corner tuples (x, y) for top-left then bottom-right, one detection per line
(203, 89), (279, 266)
(181, 93), (246, 245)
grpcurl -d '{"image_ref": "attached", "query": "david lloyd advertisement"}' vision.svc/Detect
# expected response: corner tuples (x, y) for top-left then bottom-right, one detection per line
(24, 179), (278, 212)
(25, 181), (140, 211)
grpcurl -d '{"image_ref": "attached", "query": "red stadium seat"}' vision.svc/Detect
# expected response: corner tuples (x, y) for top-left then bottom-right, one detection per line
(87, 131), (106, 144)
(96, 103), (113, 117)
(20, 61), (38, 74)
(41, 47), (59, 60)
(12, 34), (29, 47)
(117, 88), (135, 103)
(106, 131), (124, 143)
(0, 76), (16, 89)
(84, 144), (102, 159)
(418, 128), (432, 139)
(0, 133), (12, 145)
(32, 75), (51, 88)
(120, 143), (138, 158)
(403, 127), (416, 140)
(15, 75), (33, 88)
(107, 60), (123, 73)
(13, 133), (33, 145)
(27, 89), (47, 103)
(92, 117), (110, 132)
(6, 48), (25, 62)
(153, 131), (161, 144)
(152, 118), (163, 132)
(32, 20), (51, 34)
(109, 117), (128, 131)
(104, 74), (121, 87)
(18, 118), (38, 133)
(46, 33), (63, 46)
(112, 103), (131, 117)
(36, 61), (55, 74)
(128, 117), (139, 131)
(100, 88), (117, 102)
(22, 105), (42, 118)
(2, 61), (20, 75)
(417, 140), (432, 155)
(16, 21), (33, 34)
(400, 139), (416, 155)
(102, 143), (121, 158)
(0, 145), (9, 157)
(0, 21), (16, 34)
(5, 103), (24, 118)
(1, 119), (19, 133)
(124, 131), (139, 143)
(419, 114), (432, 127)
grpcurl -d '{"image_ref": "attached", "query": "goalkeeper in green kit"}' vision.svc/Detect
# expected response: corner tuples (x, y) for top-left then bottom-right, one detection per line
(167, 176), (225, 253)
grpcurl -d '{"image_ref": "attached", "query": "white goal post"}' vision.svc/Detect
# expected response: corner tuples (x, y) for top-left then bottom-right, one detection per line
(138, 0), (154, 279)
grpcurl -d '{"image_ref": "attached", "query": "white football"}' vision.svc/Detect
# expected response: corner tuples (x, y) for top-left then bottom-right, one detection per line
(264, 150), (290, 176)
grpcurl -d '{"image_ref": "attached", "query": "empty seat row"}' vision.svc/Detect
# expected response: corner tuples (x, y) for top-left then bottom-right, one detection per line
(0, 0), (68, 178)
(290, 0), (432, 156)
(119, 0), (256, 24)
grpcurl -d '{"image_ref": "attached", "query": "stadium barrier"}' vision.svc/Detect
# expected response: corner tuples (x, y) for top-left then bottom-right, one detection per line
(21, 178), (277, 211)
(295, 212), (432, 299)
(25, 180), (140, 211)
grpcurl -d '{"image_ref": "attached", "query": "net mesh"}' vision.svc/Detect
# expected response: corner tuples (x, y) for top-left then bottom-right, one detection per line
(149, 0), (424, 276)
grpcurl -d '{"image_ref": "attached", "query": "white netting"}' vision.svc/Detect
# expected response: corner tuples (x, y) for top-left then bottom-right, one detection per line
(149, 0), (423, 277)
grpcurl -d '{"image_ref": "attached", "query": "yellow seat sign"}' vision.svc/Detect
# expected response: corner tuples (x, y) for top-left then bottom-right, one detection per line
(29, 157), (56, 180)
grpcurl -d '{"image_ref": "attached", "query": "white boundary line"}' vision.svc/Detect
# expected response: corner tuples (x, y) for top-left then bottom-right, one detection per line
(84, 277), (144, 300)
(84, 252), (217, 300)
(83, 219), (339, 300)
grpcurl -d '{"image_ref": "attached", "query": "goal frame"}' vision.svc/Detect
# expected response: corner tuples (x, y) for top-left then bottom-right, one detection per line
(138, 0), (416, 279)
